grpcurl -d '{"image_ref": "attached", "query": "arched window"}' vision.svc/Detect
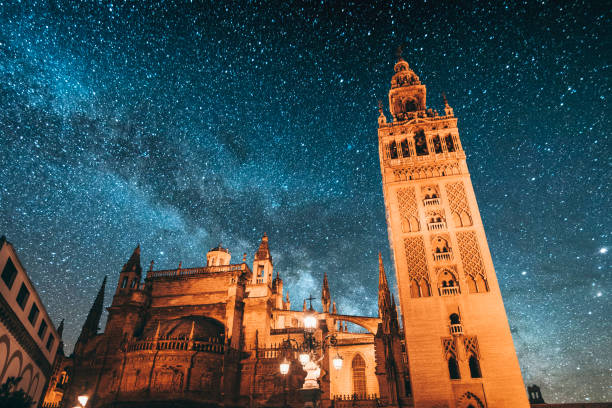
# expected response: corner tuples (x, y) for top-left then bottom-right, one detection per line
(121, 277), (128, 288)
(389, 141), (398, 159)
(448, 356), (460, 379)
(414, 130), (429, 156)
(432, 135), (443, 154)
(400, 139), (411, 157)
(445, 134), (455, 152)
(450, 313), (460, 325)
(410, 280), (420, 298)
(352, 354), (367, 397)
(469, 355), (482, 378)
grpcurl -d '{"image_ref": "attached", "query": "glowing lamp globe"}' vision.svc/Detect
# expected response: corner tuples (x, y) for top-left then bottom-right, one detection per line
(332, 353), (344, 370)
(304, 315), (317, 331)
(280, 359), (290, 375)
(299, 352), (310, 365)
(78, 395), (89, 407)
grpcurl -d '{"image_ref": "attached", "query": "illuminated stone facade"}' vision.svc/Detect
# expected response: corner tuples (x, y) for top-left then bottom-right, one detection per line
(43, 58), (529, 408)
(0, 236), (61, 405)
(47, 238), (406, 408)
(378, 57), (529, 407)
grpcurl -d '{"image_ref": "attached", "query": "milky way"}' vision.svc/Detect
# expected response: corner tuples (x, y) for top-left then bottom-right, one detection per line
(0, 1), (609, 403)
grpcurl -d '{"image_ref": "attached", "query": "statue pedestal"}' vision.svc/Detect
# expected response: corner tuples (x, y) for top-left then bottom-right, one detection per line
(299, 387), (322, 408)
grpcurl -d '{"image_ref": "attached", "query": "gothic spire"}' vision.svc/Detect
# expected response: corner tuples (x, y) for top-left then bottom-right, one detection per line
(77, 276), (107, 345)
(378, 252), (392, 317)
(321, 272), (331, 313)
(122, 245), (142, 275)
(57, 319), (65, 337)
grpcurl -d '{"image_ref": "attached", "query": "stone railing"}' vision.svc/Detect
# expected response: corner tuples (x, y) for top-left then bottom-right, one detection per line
(433, 252), (452, 261)
(270, 327), (304, 335)
(440, 286), (460, 296)
(127, 336), (224, 353)
(332, 394), (381, 408)
(256, 347), (282, 359)
(423, 198), (440, 206)
(450, 324), (463, 336)
(147, 263), (250, 280)
(427, 221), (446, 231)
(42, 403), (60, 408)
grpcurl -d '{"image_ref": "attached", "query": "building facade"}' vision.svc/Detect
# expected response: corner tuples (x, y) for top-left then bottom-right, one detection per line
(45, 58), (527, 408)
(0, 236), (61, 405)
(377, 57), (529, 407)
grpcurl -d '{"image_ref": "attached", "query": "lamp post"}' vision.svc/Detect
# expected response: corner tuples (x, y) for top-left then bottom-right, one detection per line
(278, 296), (344, 408)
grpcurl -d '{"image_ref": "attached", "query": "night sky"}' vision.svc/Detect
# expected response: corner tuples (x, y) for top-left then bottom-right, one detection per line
(0, 1), (610, 403)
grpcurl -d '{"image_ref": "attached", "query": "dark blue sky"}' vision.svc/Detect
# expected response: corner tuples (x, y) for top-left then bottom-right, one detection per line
(0, 1), (609, 403)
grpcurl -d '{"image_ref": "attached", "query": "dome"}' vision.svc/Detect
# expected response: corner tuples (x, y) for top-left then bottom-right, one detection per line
(143, 316), (224, 340)
(207, 243), (231, 266)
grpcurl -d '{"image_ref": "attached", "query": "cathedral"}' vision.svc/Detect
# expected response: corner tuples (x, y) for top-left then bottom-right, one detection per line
(42, 57), (529, 408)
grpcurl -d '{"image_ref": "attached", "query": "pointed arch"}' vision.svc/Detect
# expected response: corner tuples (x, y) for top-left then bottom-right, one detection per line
(418, 279), (431, 297)
(475, 275), (489, 293)
(448, 356), (460, 380)
(352, 354), (367, 397)
(469, 354), (482, 378)
(410, 280), (420, 298)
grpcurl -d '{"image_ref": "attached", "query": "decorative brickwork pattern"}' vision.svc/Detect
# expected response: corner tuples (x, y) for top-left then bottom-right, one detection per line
(393, 163), (461, 181)
(442, 337), (457, 359)
(464, 336), (480, 359)
(445, 182), (473, 227)
(457, 231), (489, 293)
(397, 187), (419, 232)
(403, 237), (429, 282)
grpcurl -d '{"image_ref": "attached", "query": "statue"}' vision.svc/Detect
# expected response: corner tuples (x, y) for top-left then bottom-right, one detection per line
(302, 359), (321, 389)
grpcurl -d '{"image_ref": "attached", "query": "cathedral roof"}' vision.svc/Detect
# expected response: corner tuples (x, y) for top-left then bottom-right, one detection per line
(209, 244), (230, 253)
(143, 315), (224, 340)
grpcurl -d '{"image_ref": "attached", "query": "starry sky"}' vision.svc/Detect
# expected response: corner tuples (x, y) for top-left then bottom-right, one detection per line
(0, 0), (610, 403)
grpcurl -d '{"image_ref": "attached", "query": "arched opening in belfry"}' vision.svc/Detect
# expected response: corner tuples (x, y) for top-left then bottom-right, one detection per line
(414, 130), (428, 156)
(400, 138), (411, 157)
(389, 141), (398, 159)
(352, 354), (367, 397)
(410, 280), (420, 298)
(469, 354), (482, 378)
(445, 133), (455, 152)
(432, 134), (443, 154)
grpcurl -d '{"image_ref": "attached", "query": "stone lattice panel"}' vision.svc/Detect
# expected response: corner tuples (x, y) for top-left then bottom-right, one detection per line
(464, 335), (480, 359)
(457, 231), (487, 279)
(445, 182), (472, 219)
(442, 337), (457, 359)
(397, 187), (418, 225)
(403, 237), (429, 282)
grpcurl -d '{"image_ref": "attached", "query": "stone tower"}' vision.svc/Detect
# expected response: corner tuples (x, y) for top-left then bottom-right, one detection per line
(377, 57), (529, 408)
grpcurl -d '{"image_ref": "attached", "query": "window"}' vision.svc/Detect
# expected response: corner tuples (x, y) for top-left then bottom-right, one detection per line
(445, 134), (455, 152)
(38, 319), (48, 339)
(400, 139), (411, 157)
(389, 141), (398, 159)
(352, 354), (367, 397)
(414, 130), (429, 156)
(432, 134), (443, 154)
(16, 283), (30, 310)
(28, 303), (39, 326)
(469, 355), (482, 378)
(1, 258), (18, 289)
(121, 277), (128, 288)
(46, 334), (55, 351)
(130, 279), (138, 288)
(448, 356), (460, 379)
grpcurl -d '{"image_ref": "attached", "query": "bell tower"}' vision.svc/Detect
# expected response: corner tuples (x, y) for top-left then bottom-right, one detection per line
(378, 56), (529, 408)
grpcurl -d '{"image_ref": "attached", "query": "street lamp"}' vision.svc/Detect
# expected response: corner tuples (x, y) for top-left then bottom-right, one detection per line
(77, 395), (89, 407)
(280, 358), (291, 375)
(332, 352), (344, 370)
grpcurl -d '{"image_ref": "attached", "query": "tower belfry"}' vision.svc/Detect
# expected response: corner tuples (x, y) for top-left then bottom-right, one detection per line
(378, 57), (529, 407)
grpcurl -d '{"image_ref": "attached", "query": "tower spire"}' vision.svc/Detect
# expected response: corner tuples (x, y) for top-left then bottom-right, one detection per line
(321, 272), (331, 313)
(378, 252), (392, 317)
(254, 232), (272, 262)
(122, 245), (142, 275)
(77, 276), (107, 346)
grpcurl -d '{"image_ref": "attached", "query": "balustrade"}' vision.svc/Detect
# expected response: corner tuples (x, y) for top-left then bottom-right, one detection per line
(440, 286), (460, 296)
(427, 221), (446, 231)
(423, 198), (440, 206)
(450, 324), (463, 336)
(127, 336), (224, 353)
(433, 252), (452, 261)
